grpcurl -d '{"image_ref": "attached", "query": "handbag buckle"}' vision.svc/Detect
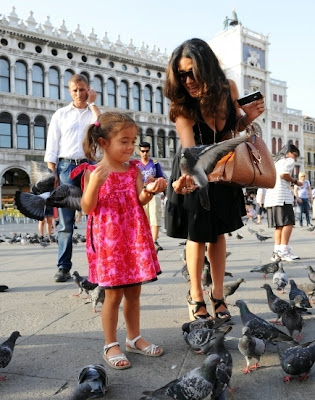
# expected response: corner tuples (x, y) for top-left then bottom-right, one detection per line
(251, 150), (261, 163)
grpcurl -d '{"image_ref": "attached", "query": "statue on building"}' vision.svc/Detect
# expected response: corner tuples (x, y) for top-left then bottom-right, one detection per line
(247, 50), (261, 68)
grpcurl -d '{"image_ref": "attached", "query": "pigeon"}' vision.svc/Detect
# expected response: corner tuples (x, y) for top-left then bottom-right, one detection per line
(0, 331), (21, 381)
(223, 278), (246, 300)
(236, 233), (243, 240)
(87, 286), (105, 313)
(238, 326), (266, 374)
(67, 364), (109, 400)
(281, 301), (304, 341)
(261, 283), (290, 324)
(30, 160), (55, 194)
(250, 260), (280, 279)
(255, 232), (272, 242)
(183, 325), (232, 354)
(297, 282), (315, 304)
(0, 285), (9, 292)
(247, 226), (257, 234)
(234, 299), (296, 343)
(306, 265), (315, 283)
(72, 271), (86, 297)
(201, 257), (212, 289)
(306, 225), (315, 232)
(181, 264), (190, 282)
(272, 263), (288, 293)
(207, 332), (233, 400)
(280, 340), (315, 381)
(181, 318), (228, 335)
(139, 353), (221, 399)
(180, 135), (249, 209)
(289, 279), (312, 308)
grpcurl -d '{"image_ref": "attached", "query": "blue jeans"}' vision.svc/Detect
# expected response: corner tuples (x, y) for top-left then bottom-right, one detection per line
(56, 160), (82, 272)
(298, 198), (310, 225)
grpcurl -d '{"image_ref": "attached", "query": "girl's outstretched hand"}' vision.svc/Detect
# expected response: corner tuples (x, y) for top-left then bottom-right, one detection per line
(146, 177), (167, 194)
(172, 174), (196, 195)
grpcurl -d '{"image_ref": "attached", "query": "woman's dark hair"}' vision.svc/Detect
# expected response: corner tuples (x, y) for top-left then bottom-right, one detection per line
(83, 111), (137, 160)
(164, 38), (230, 122)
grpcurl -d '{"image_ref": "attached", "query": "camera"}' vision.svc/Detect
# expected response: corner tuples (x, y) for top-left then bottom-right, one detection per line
(237, 91), (263, 106)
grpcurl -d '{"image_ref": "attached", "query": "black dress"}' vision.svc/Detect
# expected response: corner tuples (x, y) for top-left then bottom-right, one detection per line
(166, 97), (246, 243)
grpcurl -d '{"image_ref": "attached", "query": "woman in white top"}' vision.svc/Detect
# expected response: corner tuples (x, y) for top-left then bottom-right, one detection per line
(294, 172), (313, 227)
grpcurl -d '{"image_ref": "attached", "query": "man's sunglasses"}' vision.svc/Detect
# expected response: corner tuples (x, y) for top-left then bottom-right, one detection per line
(140, 149), (150, 153)
(178, 69), (195, 83)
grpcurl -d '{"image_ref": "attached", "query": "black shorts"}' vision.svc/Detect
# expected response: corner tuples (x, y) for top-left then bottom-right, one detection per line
(44, 206), (54, 217)
(266, 204), (295, 228)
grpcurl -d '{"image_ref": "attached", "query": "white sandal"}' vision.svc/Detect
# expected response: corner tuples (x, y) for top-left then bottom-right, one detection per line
(103, 342), (131, 370)
(125, 335), (163, 357)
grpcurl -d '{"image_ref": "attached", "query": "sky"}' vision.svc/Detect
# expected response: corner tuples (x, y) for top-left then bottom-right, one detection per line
(2, 1), (315, 117)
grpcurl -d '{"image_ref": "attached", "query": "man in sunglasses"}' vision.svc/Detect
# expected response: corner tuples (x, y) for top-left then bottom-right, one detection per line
(137, 142), (165, 251)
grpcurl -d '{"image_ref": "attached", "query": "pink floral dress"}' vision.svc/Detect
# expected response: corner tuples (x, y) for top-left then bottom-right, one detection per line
(71, 161), (161, 288)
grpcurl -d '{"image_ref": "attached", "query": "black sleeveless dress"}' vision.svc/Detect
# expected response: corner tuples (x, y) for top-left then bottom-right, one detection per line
(166, 96), (246, 243)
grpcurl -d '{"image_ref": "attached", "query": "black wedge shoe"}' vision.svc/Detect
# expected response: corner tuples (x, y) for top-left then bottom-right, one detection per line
(209, 291), (231, 320)
(186, 291), (211, 321)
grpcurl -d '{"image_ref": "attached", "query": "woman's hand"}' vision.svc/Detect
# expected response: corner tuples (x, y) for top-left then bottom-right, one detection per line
(241, 97), (265, 121)
(172, 174), (196, 195)
(146, 177), (167, 194)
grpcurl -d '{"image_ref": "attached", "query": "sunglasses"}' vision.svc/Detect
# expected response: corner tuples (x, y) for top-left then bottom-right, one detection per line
(140, 149), (150, 153)
(178, 69), (195, 83)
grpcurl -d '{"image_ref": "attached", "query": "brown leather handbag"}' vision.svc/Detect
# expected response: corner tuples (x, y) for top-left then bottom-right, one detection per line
(208, 125), (276, 188)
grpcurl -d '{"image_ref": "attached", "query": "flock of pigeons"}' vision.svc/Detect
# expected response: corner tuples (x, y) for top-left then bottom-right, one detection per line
(0, 232), (86, 246)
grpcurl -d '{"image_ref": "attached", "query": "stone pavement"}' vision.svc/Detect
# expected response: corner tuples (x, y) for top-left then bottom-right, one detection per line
(0, 218), (315, 400)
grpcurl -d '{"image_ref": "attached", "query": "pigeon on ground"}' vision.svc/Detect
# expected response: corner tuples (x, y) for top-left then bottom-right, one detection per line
(223, 278), (246, 301)
(139, 353), (221, 399)
(181, 318), (228, 335)
(87, 286), (105, 313)
(72, 271), (86, 297)
(67, 364), (109, 400)
(238, 326), (266, 374)
(306, 225), (315, 232)
(250, 260), (280, 279)
(281, 300), (304, 341)
(0, 331), (21, 381)
(180, 135), (249, 210)
(0, 285), (9, 292)
(306, 265), (315, 283)
(183, 325), (232, 354)
(247, 227), (257, 235)
(236, 233), (243, 240)
(255, 232), (272, 242)
(297, 282), (315, 304)
(261, 283), (290, 324)
(289, 279), (312, 308)
(207, 332), (233, 400)
(234, 300), (296, 344)
(181, 263), (190, 282)
(280, 340), (315, 381)
(272, 263), (288, 293)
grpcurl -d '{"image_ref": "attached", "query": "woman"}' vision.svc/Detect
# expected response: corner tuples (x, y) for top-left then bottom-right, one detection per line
(294, 172), (313, 227)
(164, 38), (265, 320)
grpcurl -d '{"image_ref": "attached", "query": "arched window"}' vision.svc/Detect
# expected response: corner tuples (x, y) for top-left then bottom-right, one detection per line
(157, 129), (166, 158)
(17, 114), (30, 149)
(132, 83), (141, 111)
(295, 140), (299, 149)
(49, 67), (60, 99)
(15, 61), (27, 95)
(168, 131), (177, 158)
(81, 72), (90, 84)
(272, 137), (276, 154)
(64, 69), (74, 102)
(120, 80), (129, 109)
(93, 75), (103, 106)
(34, 116), (46, 150)
(107, 78), (116, 108)
(0, 58), (10, 92)
(144, 85), (153, 113)
(0, 112), (12, 148)
(32, 64), (44, 97)
(155, 87), (163, 114)
(144, 128), (154, 156)
(277, 138), (282, 153)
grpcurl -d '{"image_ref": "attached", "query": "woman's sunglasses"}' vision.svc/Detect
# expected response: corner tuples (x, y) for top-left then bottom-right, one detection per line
(178, 69), (195, 83)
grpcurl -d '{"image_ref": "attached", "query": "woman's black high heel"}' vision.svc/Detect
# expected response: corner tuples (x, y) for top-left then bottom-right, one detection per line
(209, 291), (231, 320)
(186, 291), (211, 321)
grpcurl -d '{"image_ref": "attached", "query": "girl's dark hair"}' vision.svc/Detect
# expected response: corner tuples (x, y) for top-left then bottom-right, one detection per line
(164, 38), (230, 122)
(83, 111), (138, 160)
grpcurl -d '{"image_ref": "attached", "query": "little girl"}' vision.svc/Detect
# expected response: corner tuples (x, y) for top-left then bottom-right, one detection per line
(72, 111), (166, 370)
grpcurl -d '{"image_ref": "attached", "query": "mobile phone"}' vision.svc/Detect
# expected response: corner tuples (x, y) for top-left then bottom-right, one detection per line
(237, 91), (263, 106)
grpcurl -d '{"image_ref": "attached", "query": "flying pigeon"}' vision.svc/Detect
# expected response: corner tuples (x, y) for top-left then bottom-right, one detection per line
(0, 285), (9, 292)
(139, 353), (221, 399)
(289, 279), (312, 308)
(67, 364), (109, 400)
(272, 263), (288, 293)
(280, 340), (315, 382)
(297, 282), (315, 304)
(255, 232), (272, 242)
(183, 325), (232, 354)
(250, 260), (280, 279)
(180, 135), (249, 209)
(0, 331), (21, 381)
(281, 300), (304, 341)
(234, 299), (296, 344)
(238, 326), (266, 374)
(223, 278), (246, 301)
(30, 160), (56, 194)
(306, 265), (315, 283)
